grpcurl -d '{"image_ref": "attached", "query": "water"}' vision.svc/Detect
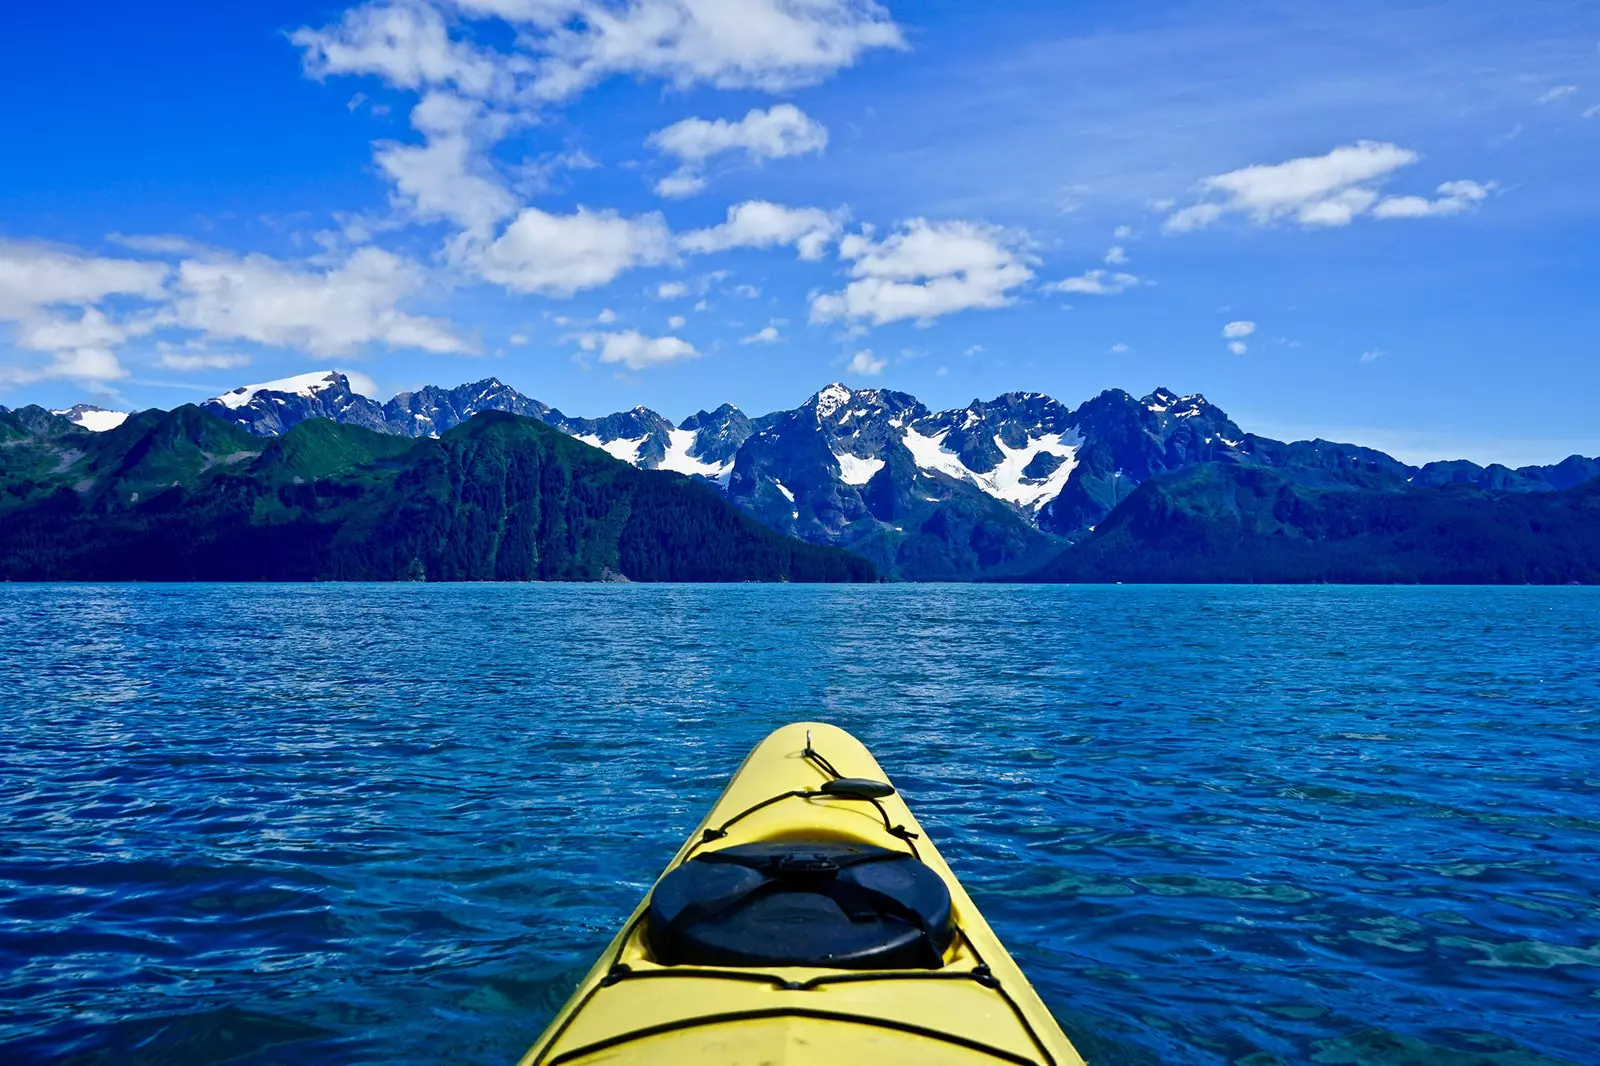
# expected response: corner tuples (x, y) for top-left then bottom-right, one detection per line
(1, 585), (1597, 1065)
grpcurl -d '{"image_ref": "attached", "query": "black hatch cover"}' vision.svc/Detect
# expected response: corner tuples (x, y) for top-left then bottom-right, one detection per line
(647, 840), (954, 969)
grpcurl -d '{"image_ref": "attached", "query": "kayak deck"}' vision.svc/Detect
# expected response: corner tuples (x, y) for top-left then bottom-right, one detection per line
(517, 722), (1085, 1066)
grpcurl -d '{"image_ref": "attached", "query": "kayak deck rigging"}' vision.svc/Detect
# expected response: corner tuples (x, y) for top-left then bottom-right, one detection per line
(518, 723), (1086, 1066)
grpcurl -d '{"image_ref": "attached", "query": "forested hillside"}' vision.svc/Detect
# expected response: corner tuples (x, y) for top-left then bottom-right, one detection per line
(1020, 463), (1600, 584)
(0, 407), (876, 584)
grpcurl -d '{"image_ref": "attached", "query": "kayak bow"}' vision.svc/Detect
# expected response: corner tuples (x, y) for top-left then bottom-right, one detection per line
(518, 722), (1086, 1065)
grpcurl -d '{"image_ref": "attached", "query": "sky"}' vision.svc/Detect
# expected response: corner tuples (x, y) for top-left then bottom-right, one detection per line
(1, 0), (1598, 465)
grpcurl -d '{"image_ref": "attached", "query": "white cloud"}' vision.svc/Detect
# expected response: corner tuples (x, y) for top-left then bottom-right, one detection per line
(1112, 225), (1134, 239)
(157, 350), (253, 371)
(167, 247), (470, 356)
(339, 369), (383, 397)
(0, 241), (170, 387)
(12, 308), (141, 353)
(1294, 188), (1379, 227)
(1108, 342), (1129, 353)
(515, 146), (600, 193)
(292, 3), (517, 99)
(732, 283), (761, 298)
(648, 104), (826, 197)
(0, 240), (168, 320)
(680, 201), (842, 260)
(1104, 245), (1129, 265)
(667, 315), (686, 329)
(1585, 104), (1600, 120)
(375, 92), (518, 236)
(650, 103), (827, 163)
(1054, 269), (1141, 295)
(1223, 321), (1255, 355)
(596, 308), (617, 324)
(1360, 348), (1384, 364)
(1536, 85), (1577, 104)
(656, 281), (689, 299)
(963, 344), (984, 356)
(846, 349), (885, 375)
(811, 219), (1035, 326)
(509, 332), (530, 345)
(475, 206), (673, 295)
(741, 324), (780, 344)
(0, 347), (129, 386)
(576, 329), (697, 370)
(1163, 141), (1467, 231)
(512, 0), (904, 100)
(299, 0), (902, 106)
(1372, 180), (1494, 219)
(654, 172), (708, 198)
(106, 233), (217, 257)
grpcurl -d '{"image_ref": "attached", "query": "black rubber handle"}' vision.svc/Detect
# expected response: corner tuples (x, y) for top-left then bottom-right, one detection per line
(821, 777), (896, 799)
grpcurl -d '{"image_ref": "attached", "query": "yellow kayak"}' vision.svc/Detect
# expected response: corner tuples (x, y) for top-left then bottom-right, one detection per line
(517, 722), (1086, 1065)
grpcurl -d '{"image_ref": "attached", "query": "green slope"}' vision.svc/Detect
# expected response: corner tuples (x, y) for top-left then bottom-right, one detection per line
(0, 408), (94, 512)
(1019, 463), (1600, 584)
(248, 417), (419, 483)
(0, 410), (875, 583)
(71, 406), (265, 507)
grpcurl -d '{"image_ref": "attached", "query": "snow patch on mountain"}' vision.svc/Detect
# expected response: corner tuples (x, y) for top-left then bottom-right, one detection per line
(901, 427), (973, 481)
(902, 426), (1077, 510)
(659, 428), (734, 484)
(834, 450), (885, 486)
(576, 434), (648, 464)
(977, 434), (1079, 509)
(75, 410), (129, 432)
(213, 371), (342, 410)
(53, 405), (128, 432)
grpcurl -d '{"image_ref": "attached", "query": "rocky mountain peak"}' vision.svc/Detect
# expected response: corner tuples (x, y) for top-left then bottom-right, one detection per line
(678, 404), (754, 466)
(1143, 386), (1181, 410)
(202, 371), (388, 437)
(679, 402), (742, 431)
(810, 383), (853, 421)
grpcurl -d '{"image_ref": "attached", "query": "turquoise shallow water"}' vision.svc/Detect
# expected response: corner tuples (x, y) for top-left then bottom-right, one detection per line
(1, 585), (1597, 1065)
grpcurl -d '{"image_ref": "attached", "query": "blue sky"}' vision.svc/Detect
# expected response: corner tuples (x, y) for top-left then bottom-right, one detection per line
(1, 0), (1597, 464)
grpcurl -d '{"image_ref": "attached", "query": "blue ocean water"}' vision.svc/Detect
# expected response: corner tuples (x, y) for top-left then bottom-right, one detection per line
(1, 585), (1597, 1065)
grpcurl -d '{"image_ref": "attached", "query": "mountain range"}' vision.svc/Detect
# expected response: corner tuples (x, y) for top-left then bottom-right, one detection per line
(0, 402), (873, 583)
(5, 371), (1598, 583)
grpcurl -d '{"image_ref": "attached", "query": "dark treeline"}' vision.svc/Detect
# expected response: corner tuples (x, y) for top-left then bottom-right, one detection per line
(1020, 463), (1600, 584)
(0, 408), (875, 584)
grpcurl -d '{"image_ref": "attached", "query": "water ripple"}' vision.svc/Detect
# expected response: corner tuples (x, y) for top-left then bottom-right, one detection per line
(1, 585), (1597, 1064)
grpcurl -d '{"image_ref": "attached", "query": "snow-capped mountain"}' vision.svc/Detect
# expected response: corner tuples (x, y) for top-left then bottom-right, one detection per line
(386, 377), (559, 437)
(199, 371), (751, 487)
(52, 404), (129, 432)
(577, 405), (751, 485)
(180, 371), (1386, 577)
(717, 383), (1251, 576)
(203, 372), (389, 435)
(173, 371), (1600, 579)
(1038, 386), (1245, 534)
